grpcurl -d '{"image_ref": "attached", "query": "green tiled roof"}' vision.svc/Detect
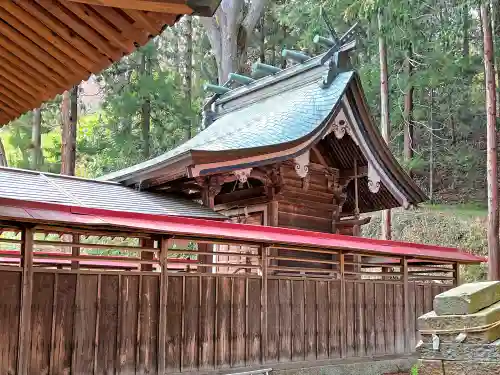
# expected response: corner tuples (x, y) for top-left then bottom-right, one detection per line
(102, 71), (354, 182)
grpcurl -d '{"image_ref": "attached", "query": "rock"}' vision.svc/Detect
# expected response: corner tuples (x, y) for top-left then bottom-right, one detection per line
(418, 301), (500, 331)
(420, 321), (500, 344)
(416, 339), (500, 361)
(443, 360), (500, 375)
(433, 281), (500, 316)
(416, 359), (444, 375)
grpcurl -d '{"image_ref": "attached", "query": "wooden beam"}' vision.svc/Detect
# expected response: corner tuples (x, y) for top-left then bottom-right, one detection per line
(402, 257), (410, 353)
(17, 227), (34, 375)
(66, 0), (194, 14)
(123, 9), (162, 34)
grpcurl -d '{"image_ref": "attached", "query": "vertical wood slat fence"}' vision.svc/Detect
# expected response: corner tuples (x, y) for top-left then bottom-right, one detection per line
(0, 228), (454, 375)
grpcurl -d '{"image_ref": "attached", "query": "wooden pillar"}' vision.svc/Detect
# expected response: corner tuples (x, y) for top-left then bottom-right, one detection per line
(140, 238), (155, 272)
(261, 246), (268, 364)
(71, 234), (80, 270)
(454, 262), (460, 286)
(158, 237), (169, 374)
(339, 250), (347, 357)
(198, 178), (221, 273)
(17, 226), (34, 375)
(402, 257), (410, 353)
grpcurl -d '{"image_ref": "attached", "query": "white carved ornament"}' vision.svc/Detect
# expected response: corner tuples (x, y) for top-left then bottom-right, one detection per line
(233, 168), (253, 183)
(324, 109), (359, 146)
(367, 163), (381, 193)
(294, 150), (310, 179)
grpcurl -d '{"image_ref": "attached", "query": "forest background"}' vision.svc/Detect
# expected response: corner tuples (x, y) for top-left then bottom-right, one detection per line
(0, 0), (495, 279)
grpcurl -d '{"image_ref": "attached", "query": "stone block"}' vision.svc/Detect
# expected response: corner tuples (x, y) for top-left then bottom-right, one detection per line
(418, 301), (500, 331)
(415, 359), (444, 375)
(443, 360), (500, 375)
(433, 281), (500, 316)
(416, 339), (500, 361)
(420, 321), (500, 344)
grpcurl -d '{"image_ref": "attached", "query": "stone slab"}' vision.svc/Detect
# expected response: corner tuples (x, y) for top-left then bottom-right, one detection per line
(420, 321), (500, 344)
(433, 281), (500, 316)
(416, 339), (500, 361)
(418, 300), (500, 331)
(415, 359), (444, 375)
(443, 360), (500, 375)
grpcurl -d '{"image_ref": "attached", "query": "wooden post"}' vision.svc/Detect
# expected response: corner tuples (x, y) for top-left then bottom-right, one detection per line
(17, 226), (34, 375)
(198, 178), (221, 273)
(261, 246), (268, 364)
(71, 234), (80, 270)
(402, 258), (410, 353)
(339, 250), (346, 358)
(454, 262), (460, 286)
(158, 237), (168, 374)
(140, 238), (155, 272)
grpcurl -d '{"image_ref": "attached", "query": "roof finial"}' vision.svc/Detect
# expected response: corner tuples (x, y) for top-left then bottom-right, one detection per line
(203, 83), (230, 95)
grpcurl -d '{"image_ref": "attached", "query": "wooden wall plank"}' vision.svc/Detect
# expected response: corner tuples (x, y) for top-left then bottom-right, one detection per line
(329, 281), (341, 359)
(199, 277), (215, 370)
(29, 273), (54, 375)
(97, 275), (119, 374)
(266, 279), (279, 363)
(291, 279), (305, 361)
(414, 284), (423, 346)
(0, 271), (21, 375)
(357, 282), (367, 357)
(385, 283), (395, 355)
(183, 276), (199, 371)
(247, 278), (261, 365)
(73, 274), (98, 374)
(316, 281), (328, 360)
(345, 281), (355, 357)
(117, 275), (139, 374)
(166, 276), (182, 373)
(365, 282), (377, 355)
(216, 277), (231, 368)
(375, 283), (386, 355)
(305, 280), (317, 360)
(17, 228), (34, 375)
(278, 279), (292, 363)
(138, 275), (159, 374)
(231, 277), (246, 367)
(407, 282), (416, 351)
(394, 284), (404, 354)
(423, 284), (433, 314)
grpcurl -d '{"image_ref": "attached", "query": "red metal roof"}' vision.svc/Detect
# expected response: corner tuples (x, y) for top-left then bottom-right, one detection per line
(0, 197), (484, 264)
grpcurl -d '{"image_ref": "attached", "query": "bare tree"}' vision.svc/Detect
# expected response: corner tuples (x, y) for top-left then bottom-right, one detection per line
(379, 9), (391, 240)
(61, 86), (78, 176)
(481, 2), (499, 280)
(200, 0), (268, 83)
(403, 43), (414, 173)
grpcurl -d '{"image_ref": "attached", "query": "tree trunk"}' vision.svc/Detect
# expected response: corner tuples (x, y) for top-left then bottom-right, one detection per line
(183, 15), (193, 141)
(200, 0), (268, 84)
(0, 137), (7, 167)
(140, 52), (151, 159)
(280, 25), (288, 69)
(462, 4), (470, 58)
(481, 2), (499, 280)
(61, 86), (77, 176)
(31, 108), (42, 170)
(429, 89), (434, 203)
(379, 9), (391, 240)
(403, 43), (414, 172)
(259, 15), (266, 63)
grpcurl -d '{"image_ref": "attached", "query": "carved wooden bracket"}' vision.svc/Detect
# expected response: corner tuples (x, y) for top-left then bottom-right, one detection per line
(367, 163), (381, 193)
(294, 150), (310, 179)
(233, 168), (253, 183)
(325, 109), (359, 146)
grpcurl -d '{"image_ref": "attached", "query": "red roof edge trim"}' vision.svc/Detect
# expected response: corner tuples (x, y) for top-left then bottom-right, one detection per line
(0, 197), (484, 264)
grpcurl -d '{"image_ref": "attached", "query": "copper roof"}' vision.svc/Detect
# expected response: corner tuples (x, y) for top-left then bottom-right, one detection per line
(0, 0), (220, 126)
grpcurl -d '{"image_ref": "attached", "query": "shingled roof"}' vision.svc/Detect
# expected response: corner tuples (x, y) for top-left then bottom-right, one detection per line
(0, 167), (225, 220)
(0, 0), (221, 126)
(102, 28), (427, 212)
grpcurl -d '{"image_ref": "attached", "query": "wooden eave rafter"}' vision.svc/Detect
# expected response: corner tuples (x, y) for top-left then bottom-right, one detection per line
(0, 0), (221, 126)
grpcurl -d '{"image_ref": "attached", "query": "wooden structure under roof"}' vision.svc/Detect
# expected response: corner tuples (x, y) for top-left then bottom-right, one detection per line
(0, 0), (221, 126)
(0, 179), (483, 374)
